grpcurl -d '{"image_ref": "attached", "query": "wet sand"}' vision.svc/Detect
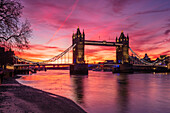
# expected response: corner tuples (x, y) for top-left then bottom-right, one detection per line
(0, 77), (86, 113)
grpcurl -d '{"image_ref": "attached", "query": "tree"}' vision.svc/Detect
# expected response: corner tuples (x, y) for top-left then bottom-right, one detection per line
(0, 0), (32, 50)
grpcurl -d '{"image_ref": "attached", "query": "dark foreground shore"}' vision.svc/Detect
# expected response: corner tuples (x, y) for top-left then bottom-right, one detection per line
(0, 77), (86, 113)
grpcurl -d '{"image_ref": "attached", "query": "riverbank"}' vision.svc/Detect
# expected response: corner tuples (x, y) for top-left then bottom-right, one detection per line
(0, 76), (86, 113)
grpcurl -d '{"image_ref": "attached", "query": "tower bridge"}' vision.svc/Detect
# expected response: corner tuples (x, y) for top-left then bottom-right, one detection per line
(72, 27), (129, 65)
(70, 27), (129, 74)
(13, 27), (169, 75)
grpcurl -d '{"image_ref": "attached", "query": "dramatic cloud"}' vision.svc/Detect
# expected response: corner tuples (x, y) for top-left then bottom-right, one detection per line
(164, 29), (170, 35)
(109, 0), (137, 13)
(160, 50), (170, 55)
(16, 0), (170, 62)
(135, 8), (170, 15)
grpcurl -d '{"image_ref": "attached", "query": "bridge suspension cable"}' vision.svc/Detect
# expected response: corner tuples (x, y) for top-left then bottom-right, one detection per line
(129, 47), (160, 65)
(13, 55), (40, 64)
(14, 44), (76, 64)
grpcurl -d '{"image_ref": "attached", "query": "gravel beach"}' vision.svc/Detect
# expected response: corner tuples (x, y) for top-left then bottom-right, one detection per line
(0, 77), (86, 113)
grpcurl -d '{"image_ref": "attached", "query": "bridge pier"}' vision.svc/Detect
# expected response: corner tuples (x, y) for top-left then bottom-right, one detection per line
(70, 64), (88, 75)
(112, 63), (133, 73)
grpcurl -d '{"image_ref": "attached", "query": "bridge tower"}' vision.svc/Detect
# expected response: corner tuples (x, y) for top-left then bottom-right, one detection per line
(116, 32), (129, 64)
(72, 27), (85, 64)
(70, 27), (88, 75)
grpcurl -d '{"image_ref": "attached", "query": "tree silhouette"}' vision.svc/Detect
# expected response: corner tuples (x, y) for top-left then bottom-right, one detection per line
(0, 0), (32, 50)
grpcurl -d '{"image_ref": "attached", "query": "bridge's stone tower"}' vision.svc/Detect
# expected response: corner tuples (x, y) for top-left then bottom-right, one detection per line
(116, 32), (129, 64)
(70, 27), (88, 75)
(72, 27), (85, 64)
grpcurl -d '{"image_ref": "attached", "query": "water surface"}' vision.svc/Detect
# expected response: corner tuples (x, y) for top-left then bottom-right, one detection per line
(17, 70), (170, 113)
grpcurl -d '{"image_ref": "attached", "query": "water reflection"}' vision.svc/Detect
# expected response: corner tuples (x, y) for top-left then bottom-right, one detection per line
(70, 75), (87, 105)
(117, 74), (129, 113)
(117, 73), (128, 84)
(16, 70), (170, 113)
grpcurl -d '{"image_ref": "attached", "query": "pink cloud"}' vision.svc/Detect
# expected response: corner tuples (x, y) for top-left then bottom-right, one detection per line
(15, 0), (170, 62)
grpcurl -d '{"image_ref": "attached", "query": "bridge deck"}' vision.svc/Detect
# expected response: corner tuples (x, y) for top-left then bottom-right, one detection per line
(133, 64), (167, 68)
(14, 63), (167, 68)
(85, 40), (123, 46)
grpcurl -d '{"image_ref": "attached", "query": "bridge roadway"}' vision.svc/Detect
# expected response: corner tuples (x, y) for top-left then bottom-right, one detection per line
(14, 63), (167, 68)
(14, 63), (168, 73)
(84, 40), (123, 46)
(133, 64), (167, 68)
(14, 63), (119, 67)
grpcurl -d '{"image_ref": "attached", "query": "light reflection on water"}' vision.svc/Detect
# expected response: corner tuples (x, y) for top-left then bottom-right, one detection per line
(17, 70), (170, 113)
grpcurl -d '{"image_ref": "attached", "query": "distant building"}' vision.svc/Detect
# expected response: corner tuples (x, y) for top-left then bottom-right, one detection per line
(160, 55), (170, 66)
(0, 47), (5, 67)
(104, 60), (114, 64)
(98, 62), (104, 64)
(143, 53), (151, 62)
(0, 47), (5, 53)
(160, 55), (167, 60)
(129, 54), (141, 64)
(5, 49), (15, 65)
(0, 47), (15, 68)
(166, 56), (170, 63)
(166, 56), (170, 69)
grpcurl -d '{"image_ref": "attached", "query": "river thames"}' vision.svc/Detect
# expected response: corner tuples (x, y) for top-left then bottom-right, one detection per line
(17, 70), (170, 113)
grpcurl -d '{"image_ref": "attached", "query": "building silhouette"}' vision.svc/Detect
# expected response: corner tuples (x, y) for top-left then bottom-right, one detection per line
(143, 53), (151, 62)
(0, 47), (15, 69)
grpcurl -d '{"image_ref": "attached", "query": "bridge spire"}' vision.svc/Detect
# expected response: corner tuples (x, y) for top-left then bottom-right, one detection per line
(127, 34), (129, 40)
(83, 29), (85, 36)
(76, 26), (81, 35)
(120, 31), (125, 37)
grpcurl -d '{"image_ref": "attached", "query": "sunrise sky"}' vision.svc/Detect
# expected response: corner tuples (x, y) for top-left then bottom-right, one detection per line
(15, 0), (170, 63)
